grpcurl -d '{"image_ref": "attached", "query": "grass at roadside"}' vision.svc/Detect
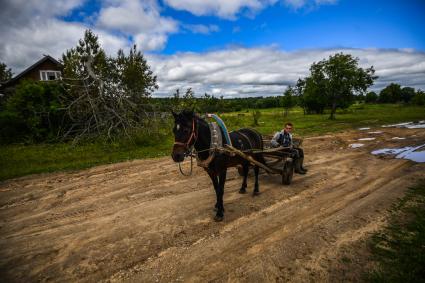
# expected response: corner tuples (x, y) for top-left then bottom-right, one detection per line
(1, 103), (424, 181)
(0, 137), (173, 181)
(367, 180), (425, 282)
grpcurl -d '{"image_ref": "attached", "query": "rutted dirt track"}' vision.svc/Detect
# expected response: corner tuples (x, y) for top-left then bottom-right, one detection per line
(1, 127), (424, 282)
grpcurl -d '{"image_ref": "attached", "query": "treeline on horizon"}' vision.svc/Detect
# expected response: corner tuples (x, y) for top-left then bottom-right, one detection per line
(149, 83), (425, 114)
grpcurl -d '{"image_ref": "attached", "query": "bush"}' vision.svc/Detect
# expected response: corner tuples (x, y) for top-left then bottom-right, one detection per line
(3, 80), (68, 143)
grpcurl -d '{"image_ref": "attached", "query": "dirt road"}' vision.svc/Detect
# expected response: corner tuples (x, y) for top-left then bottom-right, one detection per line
(1, 127), (424, 282)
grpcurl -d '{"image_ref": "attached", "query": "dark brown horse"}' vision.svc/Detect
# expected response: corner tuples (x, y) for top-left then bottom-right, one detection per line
(171, 110), (265, 221)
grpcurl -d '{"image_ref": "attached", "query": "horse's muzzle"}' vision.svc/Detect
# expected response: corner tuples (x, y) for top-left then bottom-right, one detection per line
(171, 145), (186, 162)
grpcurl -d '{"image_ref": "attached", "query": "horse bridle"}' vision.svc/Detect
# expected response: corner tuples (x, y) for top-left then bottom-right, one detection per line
(173, 118), (197, 154)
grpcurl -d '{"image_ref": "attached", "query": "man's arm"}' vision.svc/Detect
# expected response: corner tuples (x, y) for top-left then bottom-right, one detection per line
(270, 132), (281, 148)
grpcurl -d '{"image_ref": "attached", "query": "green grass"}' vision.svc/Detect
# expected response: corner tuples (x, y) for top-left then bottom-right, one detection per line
(221, 104), (425, 137)
(0, 137), (173, 181)
(368, 180), (425, 282)
(1, 103), (424, 181)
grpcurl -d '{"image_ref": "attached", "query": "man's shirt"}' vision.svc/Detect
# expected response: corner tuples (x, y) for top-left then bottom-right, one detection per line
(271, 130), (292, 147)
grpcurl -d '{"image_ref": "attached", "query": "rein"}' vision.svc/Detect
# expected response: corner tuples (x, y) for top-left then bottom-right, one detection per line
(175, 118), (197, 176)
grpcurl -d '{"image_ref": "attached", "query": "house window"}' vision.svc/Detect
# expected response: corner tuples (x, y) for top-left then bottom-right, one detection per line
(40, 70), (61, 81)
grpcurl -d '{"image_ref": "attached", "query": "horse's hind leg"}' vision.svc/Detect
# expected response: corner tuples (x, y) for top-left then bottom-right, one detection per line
(253, 165), (260, 196)
(239, 163), (249, 194)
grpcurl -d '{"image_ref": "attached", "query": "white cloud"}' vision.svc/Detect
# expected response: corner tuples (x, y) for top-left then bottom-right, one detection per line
(147, 47), (425, 98)
(96, 0), (178, 50)
(163, 0), (277, 19)
(163, 0), (336, 18)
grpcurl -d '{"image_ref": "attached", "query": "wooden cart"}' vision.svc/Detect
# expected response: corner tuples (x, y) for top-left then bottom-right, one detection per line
(230, 136), (303, 185)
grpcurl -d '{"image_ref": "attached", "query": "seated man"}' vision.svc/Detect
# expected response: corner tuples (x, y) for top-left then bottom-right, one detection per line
(271, 122), (307, 174)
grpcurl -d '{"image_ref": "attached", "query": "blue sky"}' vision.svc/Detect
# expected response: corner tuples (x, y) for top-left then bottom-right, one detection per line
(158, 0), (425, 53)
(1, 0), (425, 97)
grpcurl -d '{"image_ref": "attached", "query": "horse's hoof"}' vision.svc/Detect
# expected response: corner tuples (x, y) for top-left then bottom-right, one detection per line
(239, 188), (247, 194)
(214, 215), (224, 222)
(252, 191), (261, 196)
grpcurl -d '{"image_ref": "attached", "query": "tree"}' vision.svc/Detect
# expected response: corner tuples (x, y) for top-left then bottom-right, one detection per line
(306, 53), (376, 119)
(401, 87), (415, 103)
(60, 29), (158, 141)
(115, 45), (158, 102)
(412, 89), (425, 106)
(0, 62), (13, 82)
(365, 91), (378, 103)
(379, 83), (402, 103)
(281, 86), (296, 117)
(296, 77), (328, 115)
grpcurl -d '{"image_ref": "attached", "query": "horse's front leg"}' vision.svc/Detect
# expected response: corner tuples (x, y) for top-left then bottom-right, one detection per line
(207, 170), (219, 211)
(253, 165), (260, 196)
(214, 170), (227, 222)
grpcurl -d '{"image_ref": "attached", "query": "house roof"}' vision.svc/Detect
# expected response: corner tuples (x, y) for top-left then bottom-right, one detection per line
(1, 55), (62, 87)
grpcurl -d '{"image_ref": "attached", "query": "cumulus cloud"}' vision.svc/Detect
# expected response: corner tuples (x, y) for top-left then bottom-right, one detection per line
(163, 0), (277, 19)
(163, 0), (336, 18)
(97, 0), (178, 51)
(147, 48), (425, 98)
(0, 0), (131, 72)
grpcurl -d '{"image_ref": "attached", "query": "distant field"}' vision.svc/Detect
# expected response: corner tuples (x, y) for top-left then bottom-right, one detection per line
(1, 103), (424, 181)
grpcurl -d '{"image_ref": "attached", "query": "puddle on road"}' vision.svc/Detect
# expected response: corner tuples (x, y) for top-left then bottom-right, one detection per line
(371, 144), (425, 163)
(358, 137), (376, 141)
(349, 143), (365, 148)
(358, 127), (370, 130)
(368, 131), (383, 134)
(382, 120), (425, 129)
(391, 137), (406, 140)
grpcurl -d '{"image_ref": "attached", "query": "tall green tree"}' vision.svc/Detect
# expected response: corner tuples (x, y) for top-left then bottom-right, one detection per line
(379, 83), (402, 103)
(0, 62), (13, 82)
(115, 45), (158, 102)
(365, 91), (378, 103)
(401, 87), (415, 103)
(305, 53), (376, 119)
(59, 29), (158, 140)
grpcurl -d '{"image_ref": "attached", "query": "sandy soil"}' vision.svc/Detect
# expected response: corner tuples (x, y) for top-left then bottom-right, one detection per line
(1, 127), (424, 283)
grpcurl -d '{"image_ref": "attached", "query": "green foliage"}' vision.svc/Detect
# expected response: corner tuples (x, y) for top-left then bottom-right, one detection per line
(2, 80), (68, 143)
(115, 44), (158, 101)
(368, 180), (425, 282)
(411, 90), (425, 105)
(251, 109), (262, 126)
(281, 86), (296, 116)
(365, 91), (378, 103)
(60, 29), (158, 140)
(297, 77), (327, 114)
(379, 83), (402, 103)
(0, 62), (13, 82)
(401, 87), (416, 103)
(301, 53), (377, 119)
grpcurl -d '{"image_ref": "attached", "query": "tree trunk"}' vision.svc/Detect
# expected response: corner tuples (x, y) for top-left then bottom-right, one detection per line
(329, 101), (337, 120)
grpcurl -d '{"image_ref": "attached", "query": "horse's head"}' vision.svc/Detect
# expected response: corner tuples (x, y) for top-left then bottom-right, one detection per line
(171, 110), (197, 162)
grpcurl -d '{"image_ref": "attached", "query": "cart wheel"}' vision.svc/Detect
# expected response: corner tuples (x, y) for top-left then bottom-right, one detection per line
(282, 160), (294, 185)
